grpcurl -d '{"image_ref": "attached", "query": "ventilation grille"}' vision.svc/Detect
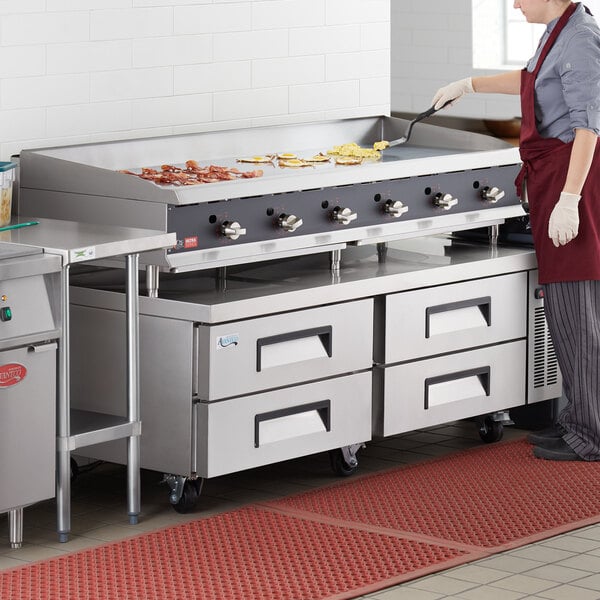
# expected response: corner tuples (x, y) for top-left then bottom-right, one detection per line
(533, 306), (559, 388)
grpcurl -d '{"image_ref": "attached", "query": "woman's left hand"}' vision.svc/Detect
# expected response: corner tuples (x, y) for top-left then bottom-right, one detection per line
(548, 191), (581, 247)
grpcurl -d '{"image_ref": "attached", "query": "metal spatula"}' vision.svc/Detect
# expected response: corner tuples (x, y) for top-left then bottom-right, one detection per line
(385, 99), (454, 148)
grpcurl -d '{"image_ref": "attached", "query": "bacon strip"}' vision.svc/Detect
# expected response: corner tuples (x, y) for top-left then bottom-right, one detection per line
(119, 162), (263, 186)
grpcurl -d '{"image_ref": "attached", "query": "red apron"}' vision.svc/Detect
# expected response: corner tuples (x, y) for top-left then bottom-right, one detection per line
(516, 1), (600, 283)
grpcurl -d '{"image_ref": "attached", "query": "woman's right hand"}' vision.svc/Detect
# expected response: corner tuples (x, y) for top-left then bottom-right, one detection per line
(431, 77), (474, 110)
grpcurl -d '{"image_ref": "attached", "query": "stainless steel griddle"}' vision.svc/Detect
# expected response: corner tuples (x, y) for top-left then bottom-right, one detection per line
(18, 115), (524, 274)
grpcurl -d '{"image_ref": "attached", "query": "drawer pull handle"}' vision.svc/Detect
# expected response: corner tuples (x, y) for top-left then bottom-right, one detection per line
(425, 296), (491, 338)
(256, 326), (332, 372)
(254, 400), (331, 447)
(424, 366), (490, 409)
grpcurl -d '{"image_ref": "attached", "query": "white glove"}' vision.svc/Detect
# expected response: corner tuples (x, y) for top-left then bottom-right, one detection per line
(431, 77), (474, 110)
(548, 191), (581, 247)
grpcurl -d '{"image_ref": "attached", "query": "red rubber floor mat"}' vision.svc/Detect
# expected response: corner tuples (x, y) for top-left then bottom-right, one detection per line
(0, 506), (470, 600)
(270, 439), (600, 550)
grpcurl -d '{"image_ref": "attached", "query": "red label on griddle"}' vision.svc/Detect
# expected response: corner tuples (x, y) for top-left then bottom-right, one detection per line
(184, 236), (198, 249)
(0, 363), (26, 387)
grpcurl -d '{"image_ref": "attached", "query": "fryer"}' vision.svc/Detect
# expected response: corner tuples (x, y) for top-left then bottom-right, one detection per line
(0, 242), (61, 547)
(15, 116), (560, 513)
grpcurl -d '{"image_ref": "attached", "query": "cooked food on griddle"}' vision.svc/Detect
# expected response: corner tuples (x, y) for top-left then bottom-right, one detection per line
(278, 158), (314, 168)
(236, 155), (275, 164)
(304, 153), (331, 163)
(373, 140), (389, 151)
(335, 156), (363, 165)
(328, 142), (382, 160)
(119, 160), (263, 186)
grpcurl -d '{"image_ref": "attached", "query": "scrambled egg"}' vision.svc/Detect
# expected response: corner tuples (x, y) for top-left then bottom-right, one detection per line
(327, 142), (381, 160)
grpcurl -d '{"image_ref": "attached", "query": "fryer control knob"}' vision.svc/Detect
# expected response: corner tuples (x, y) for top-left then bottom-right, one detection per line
(384, 199), (409, 217)
(332, 206), (358, 225)
(433, 192), (458, 210)
(278, 213), (303, 232)
(480, 186), (505, 203)
(221, 220), (247, 240)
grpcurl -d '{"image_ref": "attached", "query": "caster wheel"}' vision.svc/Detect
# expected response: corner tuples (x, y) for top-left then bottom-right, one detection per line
(329, 449), (359, 477)
(70, 457), (79, 481)
(172, 479), (201, 514)
(478, 416), (504, 443)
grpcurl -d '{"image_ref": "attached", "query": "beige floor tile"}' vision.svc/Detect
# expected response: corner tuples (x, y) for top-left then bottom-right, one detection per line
(455, 587), (527, 600)
(489, 574), (560, 594)
(368, 587), (443, 599)
(557, 553), (600, 573)
(572, 574), (600, 592)
(0, 555), (29, 570)
(541, 535), (600, 553)
(443, 564), (510, 584)
(538, 583), (600, 600)
(526, 564), (592, 584)
(508, 544), (576, 563)
(0, 543), (70, 563)
(477, 554), (544, 574)
(406, 574), (478, 595)
(573, 526), (600, 542)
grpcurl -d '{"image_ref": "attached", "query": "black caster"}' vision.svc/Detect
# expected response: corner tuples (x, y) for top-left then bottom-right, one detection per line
(172, 479), (202, 514)
(478, 416), (504, 443)
(329, 448), (359, 477)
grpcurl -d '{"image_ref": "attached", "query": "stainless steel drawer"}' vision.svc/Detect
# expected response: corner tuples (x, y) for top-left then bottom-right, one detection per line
(196, 372), (372, 477)
(374, 340), (526, 437)
(195, 299), (373, 400)
(380, 272), (527, 363)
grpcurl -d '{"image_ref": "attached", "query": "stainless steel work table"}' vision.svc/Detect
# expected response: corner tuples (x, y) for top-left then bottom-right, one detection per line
(2, 217), (175, 542)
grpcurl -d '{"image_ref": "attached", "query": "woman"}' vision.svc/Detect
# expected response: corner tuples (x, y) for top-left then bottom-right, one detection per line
(433, 1), (600, 461)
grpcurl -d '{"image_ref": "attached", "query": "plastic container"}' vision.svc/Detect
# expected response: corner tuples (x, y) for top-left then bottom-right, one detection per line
(0, 162), (16, 228)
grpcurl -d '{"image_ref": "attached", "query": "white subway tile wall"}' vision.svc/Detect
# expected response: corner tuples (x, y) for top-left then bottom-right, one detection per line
(0, 0), (390, 160)
(391, 0), (521, 120)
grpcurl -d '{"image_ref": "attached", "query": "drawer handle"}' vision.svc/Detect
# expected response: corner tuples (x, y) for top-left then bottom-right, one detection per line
(425, 296), (491, 338)
(254, 400), (331, 448)
(256, 326), (332, 372)
(424, 366), (490, 409)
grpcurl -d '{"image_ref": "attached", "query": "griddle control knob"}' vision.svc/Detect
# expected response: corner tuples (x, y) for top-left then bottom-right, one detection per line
(384, 199), (409, 217)
(480, 186), (505, 203)
(278, 213), (303, 232)
(433, 192), (458, 210)
(332, 206), (358, 225)
(221, 220), (247, 240)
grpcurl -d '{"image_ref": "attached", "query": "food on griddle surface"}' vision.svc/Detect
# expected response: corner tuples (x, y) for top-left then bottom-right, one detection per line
(236, 155), (276, 163)
(119, 160), (263, 186)
(278, 158), (314, 168)
(277, 152), (297, 159)
(304, 153), (331, 163)
(334, 156), (363, 165)
(327, 142), (382, 160)
(373, 140), (389, 151)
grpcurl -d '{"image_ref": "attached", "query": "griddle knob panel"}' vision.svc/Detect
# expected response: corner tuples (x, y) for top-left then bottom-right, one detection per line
(480, 186), (505, 203)
(221, 221), (247, 240)
(278, 213), (303, 232)
(384, 199), (409, 218)
(332, 206), (358, 225)
(433, 192), (458, 210)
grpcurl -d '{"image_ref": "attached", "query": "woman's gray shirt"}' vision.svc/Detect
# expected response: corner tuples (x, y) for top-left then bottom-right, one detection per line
(527, 3), (600, 141)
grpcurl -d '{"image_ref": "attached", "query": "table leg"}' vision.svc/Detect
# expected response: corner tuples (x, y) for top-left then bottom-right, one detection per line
(56, 264), (71, 543)
(126, 253), (141, 524)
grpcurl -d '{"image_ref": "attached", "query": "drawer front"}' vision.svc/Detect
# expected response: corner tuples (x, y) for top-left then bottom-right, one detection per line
(377, 340), (526, 436)
(196, 372), (372, 477)
(197, 299), (373, 400)
(382, 272), (527, 363)
(0, 343), (56, 510)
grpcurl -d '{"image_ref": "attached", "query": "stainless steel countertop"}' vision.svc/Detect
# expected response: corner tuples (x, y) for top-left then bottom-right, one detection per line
(0, 217), (175, 265)
(70, 237), (538, 323)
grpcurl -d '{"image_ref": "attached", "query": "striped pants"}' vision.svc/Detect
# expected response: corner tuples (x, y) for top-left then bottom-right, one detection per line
(544, 280), (600, 461)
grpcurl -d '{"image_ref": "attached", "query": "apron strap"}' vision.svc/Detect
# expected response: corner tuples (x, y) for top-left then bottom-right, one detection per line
(531, 2), (578, 77)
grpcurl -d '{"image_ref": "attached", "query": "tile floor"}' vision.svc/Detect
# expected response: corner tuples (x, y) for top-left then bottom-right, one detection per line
(2, 421), (600, 600)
